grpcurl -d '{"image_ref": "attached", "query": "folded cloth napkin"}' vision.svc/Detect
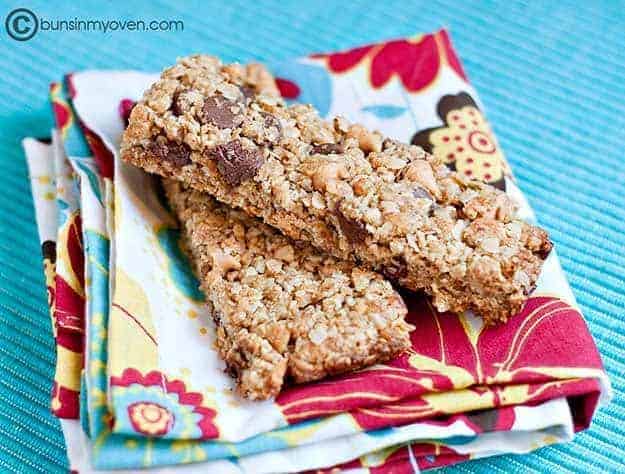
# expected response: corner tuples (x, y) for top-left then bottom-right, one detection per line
(24, 29), (610, 473)
(25, 126), (85, 419)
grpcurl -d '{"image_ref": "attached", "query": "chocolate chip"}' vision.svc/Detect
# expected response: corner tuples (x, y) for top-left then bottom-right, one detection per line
(170, 92), (187, 116)
(225, 363), (240, 380)
(312, 143), (344, 155)
(200, 95), (239, 129)
(382, 138), (397, 151)
(413, 186), (432, 200)
(148, 140), (191, 167)
(428, 203), (442, 217)
(239, 85), (255, 100)
(208, 140), (264, 186)
(383, 258), (408, 280)
(212, 311), (223, 327)
(260, 112), (282, 143)
(538, 239), (553, 260)
(336, 209), (368, 244)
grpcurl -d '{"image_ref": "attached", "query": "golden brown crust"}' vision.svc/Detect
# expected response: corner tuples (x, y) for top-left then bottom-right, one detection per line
(164, 179), (412, 400)
(121, 55), (552, 324)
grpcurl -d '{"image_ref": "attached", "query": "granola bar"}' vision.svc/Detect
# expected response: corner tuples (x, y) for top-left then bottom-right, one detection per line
(122, 55), (553, 324)
(164, 179), (412, 400)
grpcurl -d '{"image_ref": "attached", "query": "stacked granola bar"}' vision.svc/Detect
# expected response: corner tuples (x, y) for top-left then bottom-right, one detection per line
(165, 179), (412, 400)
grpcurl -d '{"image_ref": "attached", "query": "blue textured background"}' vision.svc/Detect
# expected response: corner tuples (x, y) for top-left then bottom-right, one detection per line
(0, 0), (623, 472)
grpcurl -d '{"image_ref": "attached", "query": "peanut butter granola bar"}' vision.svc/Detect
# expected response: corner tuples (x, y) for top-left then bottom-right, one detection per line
(122, 55), (553, 324)
(164, 179), (412, 400)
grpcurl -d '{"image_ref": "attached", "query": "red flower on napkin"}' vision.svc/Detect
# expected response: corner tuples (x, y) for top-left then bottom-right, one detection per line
(110, 368), (219, 439)
(312, 30), (467, 91)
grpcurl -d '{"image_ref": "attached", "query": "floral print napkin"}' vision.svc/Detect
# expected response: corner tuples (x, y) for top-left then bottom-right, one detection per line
(24, 29), (610, 473)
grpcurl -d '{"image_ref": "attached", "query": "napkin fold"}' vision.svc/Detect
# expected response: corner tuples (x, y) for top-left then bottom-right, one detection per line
(24, 29), (610, 473)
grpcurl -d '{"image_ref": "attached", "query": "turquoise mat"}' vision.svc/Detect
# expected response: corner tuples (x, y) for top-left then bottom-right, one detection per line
(0, 0), (623, 472)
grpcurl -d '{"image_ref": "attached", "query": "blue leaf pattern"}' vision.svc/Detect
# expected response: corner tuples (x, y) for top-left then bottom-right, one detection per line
(361, 104), (408, 119)
(269, 60), (332, 118)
